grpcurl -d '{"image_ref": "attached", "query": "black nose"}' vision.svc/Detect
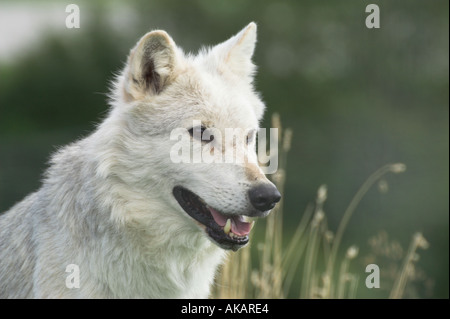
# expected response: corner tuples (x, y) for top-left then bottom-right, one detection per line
(248, 184), (281, 212)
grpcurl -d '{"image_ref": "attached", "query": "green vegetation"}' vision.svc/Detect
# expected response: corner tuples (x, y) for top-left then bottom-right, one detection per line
(214, 115), (430, 298)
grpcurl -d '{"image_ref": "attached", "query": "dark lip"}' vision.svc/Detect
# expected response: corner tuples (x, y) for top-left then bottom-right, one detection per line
(172, 186), (249, 251)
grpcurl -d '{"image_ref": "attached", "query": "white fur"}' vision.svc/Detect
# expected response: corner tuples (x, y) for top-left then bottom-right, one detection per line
(0, 22), (272, 298)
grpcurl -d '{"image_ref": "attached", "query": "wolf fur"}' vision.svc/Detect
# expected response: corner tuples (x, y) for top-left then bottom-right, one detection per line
(0, 22), (275, 298)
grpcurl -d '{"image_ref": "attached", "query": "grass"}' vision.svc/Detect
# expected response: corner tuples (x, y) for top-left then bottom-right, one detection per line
(213, 114), (429, 299)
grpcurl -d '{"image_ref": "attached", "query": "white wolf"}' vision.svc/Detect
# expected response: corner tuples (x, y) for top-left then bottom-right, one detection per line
(0, 22), (280, 298)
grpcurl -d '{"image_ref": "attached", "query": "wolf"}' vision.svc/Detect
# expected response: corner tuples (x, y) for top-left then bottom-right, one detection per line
(0, 22), (280, 298)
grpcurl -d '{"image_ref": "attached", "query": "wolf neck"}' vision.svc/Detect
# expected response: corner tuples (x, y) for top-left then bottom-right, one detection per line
(43, 127), (225, 298)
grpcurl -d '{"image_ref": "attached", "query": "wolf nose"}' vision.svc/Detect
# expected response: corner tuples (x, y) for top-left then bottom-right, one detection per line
(248, 184), (281, 212)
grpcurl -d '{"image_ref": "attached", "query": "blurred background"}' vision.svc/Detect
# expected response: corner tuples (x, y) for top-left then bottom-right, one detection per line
(0, 0), (448, 298)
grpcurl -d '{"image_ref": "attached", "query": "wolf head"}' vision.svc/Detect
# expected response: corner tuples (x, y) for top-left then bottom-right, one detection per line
(106, 23), (280, 251)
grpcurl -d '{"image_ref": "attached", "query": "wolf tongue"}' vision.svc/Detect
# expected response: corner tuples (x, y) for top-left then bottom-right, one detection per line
(209, 207), (228, 227)
(230, 216), (252, 236)
(209, 208), (251, 236)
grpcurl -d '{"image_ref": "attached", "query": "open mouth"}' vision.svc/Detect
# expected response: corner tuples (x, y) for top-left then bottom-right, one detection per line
(173, 186), (254, 251)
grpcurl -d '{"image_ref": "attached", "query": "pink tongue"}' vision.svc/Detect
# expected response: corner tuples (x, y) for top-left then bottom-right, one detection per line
(231, 217), (252, 236)
(209, 208), (252, 236)
(209, 208), (228, 226)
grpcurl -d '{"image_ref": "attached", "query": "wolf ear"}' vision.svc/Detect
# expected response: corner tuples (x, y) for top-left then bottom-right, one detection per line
(212, 22), (257, 80)
(124, 31), (178, 100)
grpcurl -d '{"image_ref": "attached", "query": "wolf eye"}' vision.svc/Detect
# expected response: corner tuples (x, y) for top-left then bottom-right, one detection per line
(246, 131), (256, 145)
(188, 126), (203, 138)
(188, 126), (214, 142)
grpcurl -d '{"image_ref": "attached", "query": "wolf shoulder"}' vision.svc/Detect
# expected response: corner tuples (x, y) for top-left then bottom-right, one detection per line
(0, 191), (42, 298)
